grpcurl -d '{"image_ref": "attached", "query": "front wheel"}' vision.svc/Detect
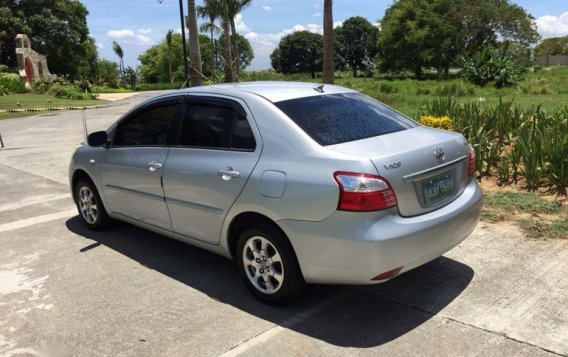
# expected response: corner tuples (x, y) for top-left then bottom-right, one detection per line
(74, 178), (111, 230)
(236, 224), (306, 304)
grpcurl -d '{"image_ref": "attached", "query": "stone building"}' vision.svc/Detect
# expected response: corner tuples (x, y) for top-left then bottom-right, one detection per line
(15, 34), (53, 88)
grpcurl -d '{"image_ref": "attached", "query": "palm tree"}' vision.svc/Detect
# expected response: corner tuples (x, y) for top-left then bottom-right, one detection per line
(112, 41), (124, 79)
(227, 0), (252, 78)
(221, 3), (233, 82)
(322, 0), (334, 84)
(197, 0), (221, 74)
(187, 0), (203, 86)
(166, 30), (174, 83)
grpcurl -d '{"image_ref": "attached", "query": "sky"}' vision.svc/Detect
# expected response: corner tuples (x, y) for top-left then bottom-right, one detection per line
(83, 0), (568, 71)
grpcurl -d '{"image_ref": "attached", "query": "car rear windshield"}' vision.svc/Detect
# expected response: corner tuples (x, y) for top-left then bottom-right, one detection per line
(275, 93), (417, 146)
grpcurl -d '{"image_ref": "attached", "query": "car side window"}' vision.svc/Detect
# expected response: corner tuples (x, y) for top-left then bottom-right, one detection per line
(179, 103), (256, 151)
(113, 104), (178, 146)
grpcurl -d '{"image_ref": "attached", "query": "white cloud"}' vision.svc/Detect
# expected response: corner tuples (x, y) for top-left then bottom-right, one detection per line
(536, 12), (568, 38)
(261, 5), (271, 11)
(95, 42), (104, 49)
(107, 29), (135, 39)
(136, 35), (155, 45)
(235, 13), (251, 33)
(333, 21), (343, 29)
(138, 28), (152, 35)
(313, 12), (321, 17)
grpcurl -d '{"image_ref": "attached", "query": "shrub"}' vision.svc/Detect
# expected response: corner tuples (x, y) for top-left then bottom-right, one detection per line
(0, 73), (26, 94)
(32, 79), (53, 94)
(421, 98), (568, 194)
(462, 45), (526, 88)
(48, 84), (95, 100)
(420, 115), (453, 130)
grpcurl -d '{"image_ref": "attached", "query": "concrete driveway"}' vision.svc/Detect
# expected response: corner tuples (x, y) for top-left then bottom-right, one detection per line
(1, 92), (567, 357)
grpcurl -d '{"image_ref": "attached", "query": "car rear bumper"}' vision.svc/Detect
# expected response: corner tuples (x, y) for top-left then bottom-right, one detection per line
(277, 178), (482, 284)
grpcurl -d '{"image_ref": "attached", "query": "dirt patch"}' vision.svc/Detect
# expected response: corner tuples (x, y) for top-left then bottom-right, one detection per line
(97, 93), (137, 102)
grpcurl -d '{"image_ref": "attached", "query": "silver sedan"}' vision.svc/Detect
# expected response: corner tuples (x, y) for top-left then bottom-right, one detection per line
(69, 82), (482, 304)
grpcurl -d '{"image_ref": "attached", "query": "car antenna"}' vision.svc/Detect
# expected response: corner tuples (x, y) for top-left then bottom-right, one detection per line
(313, 84), (325, 93)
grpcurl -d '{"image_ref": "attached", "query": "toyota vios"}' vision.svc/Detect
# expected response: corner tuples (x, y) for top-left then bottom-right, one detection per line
(69, 82), (482, 304)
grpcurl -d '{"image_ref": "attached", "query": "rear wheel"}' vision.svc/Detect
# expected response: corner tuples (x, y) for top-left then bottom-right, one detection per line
(236, 224), (306, 304)
(74, 178), (111, 230)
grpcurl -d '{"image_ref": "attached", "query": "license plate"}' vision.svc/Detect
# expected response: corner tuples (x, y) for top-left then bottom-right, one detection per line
(423, 172), (455, 205)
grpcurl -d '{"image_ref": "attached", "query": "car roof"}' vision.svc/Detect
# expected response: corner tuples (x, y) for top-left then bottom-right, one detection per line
(151, 81), (358, 103)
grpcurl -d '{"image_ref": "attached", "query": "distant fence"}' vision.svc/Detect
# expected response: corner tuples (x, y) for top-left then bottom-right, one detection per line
(534, 55), (568, 66)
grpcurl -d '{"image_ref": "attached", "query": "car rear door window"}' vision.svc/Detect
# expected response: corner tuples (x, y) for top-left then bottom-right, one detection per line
(113, 104), (178, 146)
(275, 93), (417, 146)
(178, 103), (256, 151)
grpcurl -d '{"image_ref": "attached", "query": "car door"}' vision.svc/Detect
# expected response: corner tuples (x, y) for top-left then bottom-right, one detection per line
(100, 100), (182, 230)
(162, 96), (261, 244)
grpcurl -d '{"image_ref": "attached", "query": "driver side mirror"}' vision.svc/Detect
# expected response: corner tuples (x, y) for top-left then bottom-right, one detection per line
(87, 131), (108, 147)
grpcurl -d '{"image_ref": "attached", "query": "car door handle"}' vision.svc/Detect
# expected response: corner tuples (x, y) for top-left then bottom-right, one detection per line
(147, 161), (162, 172)
(218, 167), (240, 180)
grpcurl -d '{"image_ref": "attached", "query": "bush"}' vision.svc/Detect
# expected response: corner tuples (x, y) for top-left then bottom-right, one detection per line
(48, 84), (95, 100)
(32, 79), (53, 94)
(0, 73), (27, 95)
(462, 45), (526, 88)
(420, 115), (453, 130)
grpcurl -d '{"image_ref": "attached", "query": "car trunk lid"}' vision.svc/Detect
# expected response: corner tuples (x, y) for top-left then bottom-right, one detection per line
(327, 126), (470, 217)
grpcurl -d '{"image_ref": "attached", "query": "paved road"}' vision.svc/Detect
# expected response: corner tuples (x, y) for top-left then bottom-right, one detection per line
(1, 92), (567, 357)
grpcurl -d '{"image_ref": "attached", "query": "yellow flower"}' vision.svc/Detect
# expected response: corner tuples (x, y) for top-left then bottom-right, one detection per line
(420, 115), (453, 130)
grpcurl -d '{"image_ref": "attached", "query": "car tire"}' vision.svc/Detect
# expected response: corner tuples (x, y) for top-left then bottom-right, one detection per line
(74, 178), (111, 230)
(236, 224), (306, 304)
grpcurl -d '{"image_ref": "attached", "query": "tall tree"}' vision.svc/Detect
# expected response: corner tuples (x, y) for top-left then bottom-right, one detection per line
(139, 33), (214, 83)
(219, 33), (254, 70)
(227, 0), (252, 78)
(271, 31), (323, 78)
(336, 16), (379, 77)
(166, 30), (174, 83)
(221, 8), (233, 82)
(534, 36), (568, 57)
(187, 0), (203, 86)
(112, 41), (125, 79)
(197, 0), (221, 74)
(0, 0), (95, 78)
(322, 0), (334, 84)
(377, 0), (539, 78)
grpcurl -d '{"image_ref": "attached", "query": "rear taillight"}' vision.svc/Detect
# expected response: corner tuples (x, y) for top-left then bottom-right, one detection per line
(333, 172), (397, 212)
(467, 145), (476, 177)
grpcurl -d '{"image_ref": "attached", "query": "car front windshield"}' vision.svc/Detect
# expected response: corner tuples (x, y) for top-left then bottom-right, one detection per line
(275, 93), (417, 146)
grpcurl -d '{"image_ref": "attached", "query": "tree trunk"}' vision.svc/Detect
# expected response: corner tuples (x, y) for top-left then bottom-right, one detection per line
(414, 66), (422, 80)
(352, 65), (357, 78)
(168, 48), (173, 83)
(230, 19), (240, 79)
(210, 30), (215, 74)
(322, 0), (334, 84)
(187, 0), (203, 87)
(222, 18), (233, 83)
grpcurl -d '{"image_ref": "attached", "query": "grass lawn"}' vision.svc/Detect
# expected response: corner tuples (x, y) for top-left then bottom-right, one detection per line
(481, 189), (568, 239)
(247, 66), (568, 119)
(0, 94), (108, 120)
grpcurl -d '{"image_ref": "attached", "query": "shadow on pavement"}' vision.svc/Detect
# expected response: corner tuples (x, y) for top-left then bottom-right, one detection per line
(65, 216), (474, 348)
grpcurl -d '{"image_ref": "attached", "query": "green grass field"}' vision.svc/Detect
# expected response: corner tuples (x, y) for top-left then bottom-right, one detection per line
(0, 94), (107, 119)
(246, 66), (568, 119)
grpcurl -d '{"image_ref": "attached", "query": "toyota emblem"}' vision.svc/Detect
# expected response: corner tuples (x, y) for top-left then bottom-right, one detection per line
(434, 148), (446, 163)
